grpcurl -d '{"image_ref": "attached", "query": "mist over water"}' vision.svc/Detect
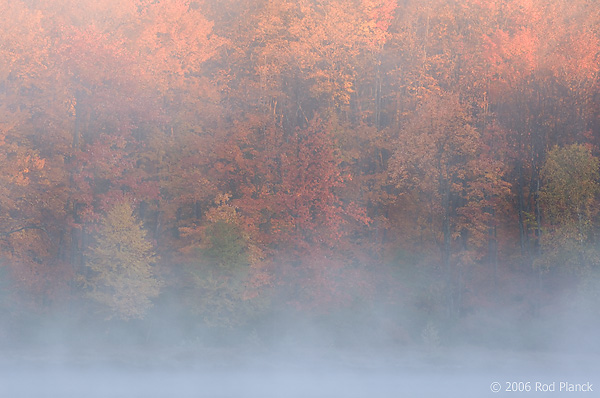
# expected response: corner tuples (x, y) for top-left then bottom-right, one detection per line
(1, 349), (597, 397)
(1, 293), (598, 398)
(1, 0), (600, 396)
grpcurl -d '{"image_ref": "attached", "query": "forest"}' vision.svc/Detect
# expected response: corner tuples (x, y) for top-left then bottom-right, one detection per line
(0, 0), (599, 355)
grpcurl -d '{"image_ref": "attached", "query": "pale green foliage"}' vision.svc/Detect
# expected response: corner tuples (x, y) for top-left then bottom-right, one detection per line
(85, 201), (161, 320)
(188, 263), (251, 328)
(203, 220), (248, 269)
(188, 221), (249, 327)
(541, 144), (599, 231)
(537, 144), (600, 273)
(185, 220), (267, 328)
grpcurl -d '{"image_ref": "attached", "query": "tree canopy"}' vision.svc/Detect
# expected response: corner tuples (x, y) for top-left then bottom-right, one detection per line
(0, 0), (599, 347)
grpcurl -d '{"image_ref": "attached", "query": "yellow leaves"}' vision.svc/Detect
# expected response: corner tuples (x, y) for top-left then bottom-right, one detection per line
(214, 192), (231, 206)
(86, 201), (161, 320)
(206, 193), (239, 224)
(309, 68), (356, 107)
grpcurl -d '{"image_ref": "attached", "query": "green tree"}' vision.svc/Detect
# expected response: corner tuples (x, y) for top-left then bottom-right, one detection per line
(188, 220), (252, 328)
(182, 195), (263, 329)
(541, 144), (599, 232)
(203, 221), (248, 269)
(85, 201), (161, 320)
(537, 144), (600, 274)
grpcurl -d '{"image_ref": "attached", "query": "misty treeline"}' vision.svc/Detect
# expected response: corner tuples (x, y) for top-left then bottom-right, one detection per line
(0, 0), (599, 349)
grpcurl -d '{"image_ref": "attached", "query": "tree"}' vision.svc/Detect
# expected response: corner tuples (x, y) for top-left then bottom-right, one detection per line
(540, 144), (599, 231)
(184, 218), (255, 328)
(536, 144), (600, 274)
(84, 201), (161, 320)
(179, 194), (267, 329)
(389, 92), (508, 316)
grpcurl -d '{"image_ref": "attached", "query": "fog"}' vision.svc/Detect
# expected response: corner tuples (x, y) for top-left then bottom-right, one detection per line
(1, 348), (597, 397)
(1, 289), (598, 398)
(2, 0), (600, 396)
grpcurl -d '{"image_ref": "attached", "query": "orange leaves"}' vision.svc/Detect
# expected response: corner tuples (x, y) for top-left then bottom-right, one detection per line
(0, 136), (61, 307)
(0, 1), (47, 79)
(245, 0), (368, 112)
(208, 115), (356, 259)
(0, 138), (46, 189)
(360, 0), (397, 47)
(390, 91), (509, 257)
(492, 28), (539, 77)
(537, 0), (600, 86)
(479, 0), (599, 99)
(0, 0), (596, 323)
(134, 0), (224, 91)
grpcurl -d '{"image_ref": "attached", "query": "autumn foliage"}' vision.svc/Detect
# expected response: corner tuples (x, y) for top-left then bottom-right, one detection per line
(0, 0), (599, 346)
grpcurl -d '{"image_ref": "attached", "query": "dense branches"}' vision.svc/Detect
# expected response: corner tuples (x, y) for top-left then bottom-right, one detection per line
(0, 0), (598, 334)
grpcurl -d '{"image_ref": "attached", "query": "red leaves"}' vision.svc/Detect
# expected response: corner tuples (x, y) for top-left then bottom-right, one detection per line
(0, 0), (597, 322)
(204, 116), (373, 310)
(71, 137), (159, 215)
(211, 116), (352, 251)
(361, 0), (397, 44)
(275, 120), (345, 244)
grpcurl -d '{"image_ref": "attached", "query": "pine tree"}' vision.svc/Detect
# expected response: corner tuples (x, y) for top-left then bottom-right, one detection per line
(85, 201), (161, 320)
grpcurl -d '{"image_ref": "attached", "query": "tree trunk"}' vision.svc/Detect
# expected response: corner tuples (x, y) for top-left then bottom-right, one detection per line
(516, 163), (528, 256)
(440, 172), (454, 317)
